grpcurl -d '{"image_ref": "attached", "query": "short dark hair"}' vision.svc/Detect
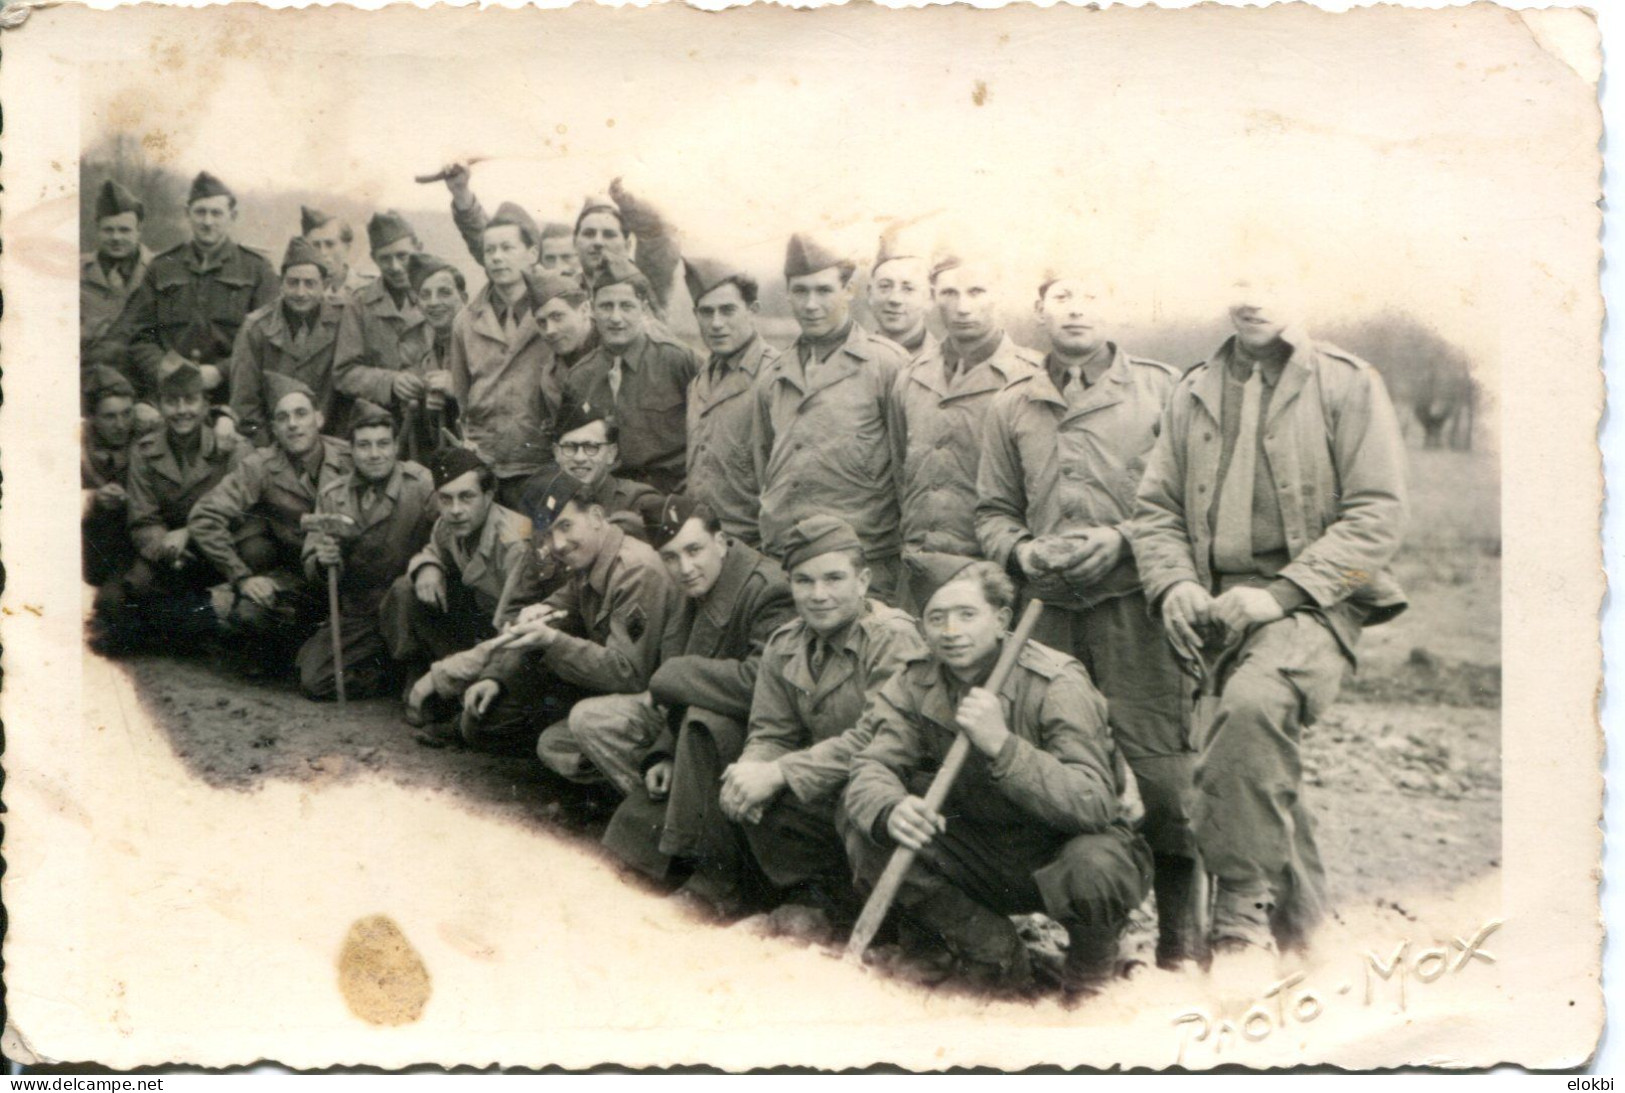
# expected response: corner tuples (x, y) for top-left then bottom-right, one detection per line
(595, 276), (654, 307)
(349, 416), (398, 442)
(338, 222), (355, 245)
(698, 275), (760, 308)
(937, 560), (1016, 612)
(575, 206), (627, 237)
(690, 502), (722, 536)
(423, 265), (468, 297)
(788, 262), (857, 289)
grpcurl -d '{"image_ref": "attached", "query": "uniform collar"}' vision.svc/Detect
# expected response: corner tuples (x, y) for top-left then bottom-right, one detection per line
(942, 327), (1004, 372)
(582, 524), (628, 596)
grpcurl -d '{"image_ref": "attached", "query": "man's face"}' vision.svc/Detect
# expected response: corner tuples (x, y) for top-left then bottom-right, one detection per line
(304, 220), (349, 277)
(417, 270), (466, 332)
(788, 267), (854, 340)
(187, 196), (235, 248)
(482, 225), (537, 289)
(537, 296), (593, 356)
(574, 212), (627, 276)
(271, 394), (323, 457)
(659, 518), (728, 600)
(92, 395), (135, 448)
(373, 236), (420, 291)
(1038, 279), (1109, 357)
(867, 257), (931, 339)
(790, 550), (870, 636)
(351, 424), (398, 483)
(693, 281), (757, 357)
(281, 263), (325, 315)
(540, 235), (581, 279)
(933, 264), (1000, 346)
(921, 577), (1009, 677)
(594, 283), (647, 352)
(553, 419), (616, 488)
(437, 470), (494, 540)
(97, 213), (141, 262)
(548, 499), (610, 573)
(1228, 288), (1294, 351)
(158, 391), (206, 437)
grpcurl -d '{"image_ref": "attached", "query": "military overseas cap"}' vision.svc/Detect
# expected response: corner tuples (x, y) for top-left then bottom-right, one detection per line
(83, 365), (136, 415)
(650, 493), (699, 550)
(784, 232), (850, 280)
(873, 225), (926, 271)
(929, 246), (964, 281)
(350, 398), (393, 433)
(591, 252), (651, 297)
(155, 352), (205, 398)
(281, 235), (326, 275)
(95, 179), (145, 222)
(575, 192), (621, 233)
(187, 171), (234, 205)
(520, 468), (585, 533)
(367, 210), (415, 254)
(300, 205), (334, 235)
(428, 446), (488, 491)
(265, 370), (318, 413)
(904, 549), (980, 607)
(488, 201), (541, 246)
(781, 514), (864, 574)
(553, 397), (611, 442)
(523, 267), (588, 312)
(408, 252), (465, 296)
(131, 403), (166, 437)
(540, 221), (574, 243)
(683, 256), (747, 306)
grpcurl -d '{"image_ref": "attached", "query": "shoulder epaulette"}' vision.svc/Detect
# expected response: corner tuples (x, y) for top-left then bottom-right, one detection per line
(1127, 354), (1181, 378)
(1016, 639), (1076, 681)
(1318, 343), (1374, 371)
(766, 616), (807, 650)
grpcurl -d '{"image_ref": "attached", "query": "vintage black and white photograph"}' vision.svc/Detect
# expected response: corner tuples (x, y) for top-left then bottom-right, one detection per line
(0, 1), (1603, 1071)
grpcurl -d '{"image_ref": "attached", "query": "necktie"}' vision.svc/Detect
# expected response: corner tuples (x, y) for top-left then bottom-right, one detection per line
(1062, 364), (1085, 405)
(292, 322), (309, 355)
(809, 639), (828, 681)
(1212, 363), (1263, 572)
(106, 266), (125, 293)
(608, 357), (625, 403)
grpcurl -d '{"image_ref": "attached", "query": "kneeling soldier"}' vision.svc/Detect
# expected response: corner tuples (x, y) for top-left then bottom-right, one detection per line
(296, 400), (438, 700)
(721, 516), (926, 926)
(842, 558), (1152, 996)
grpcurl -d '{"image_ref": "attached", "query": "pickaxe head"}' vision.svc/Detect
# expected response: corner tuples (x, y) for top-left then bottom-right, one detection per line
(300, 512), (359, 540)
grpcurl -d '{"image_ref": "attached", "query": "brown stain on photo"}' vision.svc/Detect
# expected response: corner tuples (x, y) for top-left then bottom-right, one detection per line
(337, 914), (432, 1026)
(971, 80), (989, 106)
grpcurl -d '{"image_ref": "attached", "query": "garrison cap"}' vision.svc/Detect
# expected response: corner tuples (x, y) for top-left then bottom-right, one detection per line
(784, 232), (850, 281)
(903, 549), (979, 607)
(131, 402), (165, 437)
(350, 398), (393, 433)
(523, 266), (588, 311)
(187, 171), (234, 205)
(281, 235), (325, 275)
(575, 192), (622, 233)
(928, 247), (964, 281)
(367, 210), (415, 253)
(553, 397), (611, 441)
(83, 365), (136, 415)
(428, 445), (488, 490)
(265, 371), (318, 413)
(591, 252), (651, 298)
(540, 220), (574, 242)
(95, 179), (145, 222)
(873, 227), (927, 272)
(683, 256), (748, 306)
(408, 252), (465, 296)
(781, 514), (863, 574)
(300, 205), (334, 235)
(155, 352), (205, 398)
(487, 202), (541, 246)
(520, 468), (585, 532)
(650, 494), (705, 550)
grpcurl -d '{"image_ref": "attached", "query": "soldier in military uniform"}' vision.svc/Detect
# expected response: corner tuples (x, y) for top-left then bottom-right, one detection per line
(720, 516), (926, 926)
(683, 258), (777, 548)
(867, 230), (938, 363)
(227, 236), (347, 444)
(891, 252), (1040, 610)
(81, 366), (141, 589)
(296, 400), (438, 700)
(81, 179), (152, 372)
(96, 358), (246, 652)
(751, 235), (911, 606)
(108, 171), (278, 399)
(300, 205), (375, 306)
(333, 210), (428, 425)
(542, 399), (663, 537)
(395, 253), (466, 462)
(842, 558), (1152, 997)
(525, 268), (600, 431)
(188, 373), (352, 661)
(458, 471), (681, 760)
(1131, 279), (1408, 972)
(599, 496), (798, 917)
(974, 274), (1197, 967)
(562, 255), (699, 495)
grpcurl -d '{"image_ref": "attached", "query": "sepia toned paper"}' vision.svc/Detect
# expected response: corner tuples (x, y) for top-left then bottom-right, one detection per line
(0, 1), (1603, 1070)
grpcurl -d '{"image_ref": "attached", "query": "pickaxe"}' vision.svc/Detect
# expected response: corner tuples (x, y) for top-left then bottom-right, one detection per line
(300, 511), (358, 705)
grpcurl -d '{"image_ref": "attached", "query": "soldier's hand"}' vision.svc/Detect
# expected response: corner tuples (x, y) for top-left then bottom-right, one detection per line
(213, 415), (241, 449)
(197, 364), (223, 392)
(498, 618), (557, 652)
(887, 795), (946, 851)
(160, 527), (190, 562)
(393, 372), (428, 402)
(1160, 581), (1214, 663)
(645, 759), (673, 801)
(94, 482), (128, 510)
(414, 565), (449, 611)
(425, 369), (455, 395)
(237, 575), (279, 609)
(313, 533), (343, 569)
(1014, 540), (1047, 578)
(442, 162), (472, 203)
(719, 760), (785, 823)
(463, 678), (501, 718)
(956, 687), (1011, 758)
(1060, 528), (1126, 587)
(1210, 586), (1285, 637)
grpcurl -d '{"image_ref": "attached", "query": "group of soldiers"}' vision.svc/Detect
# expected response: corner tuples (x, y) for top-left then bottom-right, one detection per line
(78, 163), (1409, 998)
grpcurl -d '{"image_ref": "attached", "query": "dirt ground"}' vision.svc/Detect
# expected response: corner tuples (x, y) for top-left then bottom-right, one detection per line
(95, 443), (1501, 977)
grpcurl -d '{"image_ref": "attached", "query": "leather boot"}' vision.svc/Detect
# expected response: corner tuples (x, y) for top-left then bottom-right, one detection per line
(1153, 854), (1200, 970)
(901, 886), (1033, 994)
(1061, 919), (1120, 1000)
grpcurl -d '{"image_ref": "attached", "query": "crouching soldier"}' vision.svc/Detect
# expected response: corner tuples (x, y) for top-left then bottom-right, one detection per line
(462, 471), (680, 760)
(382, 446), (543, 735)
(596, 497), (797, 916)
(296, 400), (438, 700)
(842, 558), (1152, 997)
(720, 516), (926, 928)
(82, 366), (142, 589)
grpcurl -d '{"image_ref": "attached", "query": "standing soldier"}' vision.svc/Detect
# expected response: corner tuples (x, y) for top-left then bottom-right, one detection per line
(1130, 279), (1407, 973)
(333, 210), (428, 426)
(976, 274), (1196, 967)
(683, 258), (777, 548)
(525, 268), (600, 429)
(81, 179), (152, 371)
(395, 253), (467, 461)
(720, 516), (926, 928)
(752, 235), (910, 605)
(562, 255), (699, 495)
(227, 237), (346, 444)
(296, 400), (438, 700)
(842, 558), (1152, 997)
(867, 233), (937, 363)
(891, 253), (1039, 610)
(188, 373), (352, 662)
(81, 366), (142, 590)
(300, 205), (375, 305)
(108, 171), (278, 399)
